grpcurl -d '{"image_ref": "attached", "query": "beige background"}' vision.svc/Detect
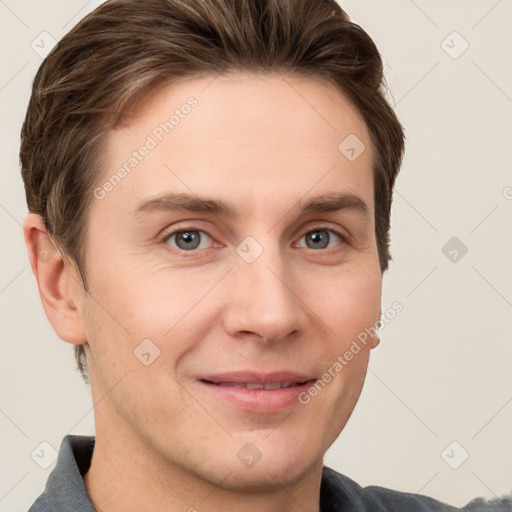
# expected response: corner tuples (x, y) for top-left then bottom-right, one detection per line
(1, 0), (511, 510)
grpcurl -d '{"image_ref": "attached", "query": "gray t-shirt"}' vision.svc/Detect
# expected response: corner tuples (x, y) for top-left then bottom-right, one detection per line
(27, 435), (511, 511)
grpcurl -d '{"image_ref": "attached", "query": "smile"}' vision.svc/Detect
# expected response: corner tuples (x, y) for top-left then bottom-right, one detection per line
(197, 375), (317, 413)
(202, 380), (306, 390)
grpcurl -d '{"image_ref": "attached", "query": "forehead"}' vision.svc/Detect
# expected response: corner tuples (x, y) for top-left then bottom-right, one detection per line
(97, 71), (374, 220)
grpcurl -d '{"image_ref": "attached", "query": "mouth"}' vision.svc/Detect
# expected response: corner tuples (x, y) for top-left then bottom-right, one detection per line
(196, 372), (317, 413)
(200, 379), (312, 390)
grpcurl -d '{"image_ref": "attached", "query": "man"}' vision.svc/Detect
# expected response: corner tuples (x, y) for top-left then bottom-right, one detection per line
(20, 0), (511, 510)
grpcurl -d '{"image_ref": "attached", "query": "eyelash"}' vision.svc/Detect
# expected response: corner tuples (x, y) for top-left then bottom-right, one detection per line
(159, 225), (347, 253)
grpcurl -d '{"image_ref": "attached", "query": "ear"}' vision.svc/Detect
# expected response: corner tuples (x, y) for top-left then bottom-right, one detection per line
(369, 309), (382, 350)
(23, 213), (87, 345)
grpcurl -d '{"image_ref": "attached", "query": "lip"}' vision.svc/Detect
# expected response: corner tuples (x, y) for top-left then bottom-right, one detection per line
(196, 371), (317, 413)
(197, 371), (315, 385)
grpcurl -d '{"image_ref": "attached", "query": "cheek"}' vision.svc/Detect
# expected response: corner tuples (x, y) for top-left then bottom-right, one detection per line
(87, 261), (194, 334)
(118, 272), (222, 341)
(82, 266), (218, 375)
(313, 269), (381, 336)
(310, 269), (380, 396)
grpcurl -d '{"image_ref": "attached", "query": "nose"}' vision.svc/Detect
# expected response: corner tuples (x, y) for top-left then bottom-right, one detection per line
(222, 242), (310, 346)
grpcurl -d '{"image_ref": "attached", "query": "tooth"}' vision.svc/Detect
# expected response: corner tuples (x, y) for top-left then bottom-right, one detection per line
(214, 382), (298, 390)
(246, 383), (265, 390)
(264, 382), (282, 390)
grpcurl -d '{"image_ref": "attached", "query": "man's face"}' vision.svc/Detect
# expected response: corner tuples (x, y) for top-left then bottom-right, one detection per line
(77, 72), (382, 489)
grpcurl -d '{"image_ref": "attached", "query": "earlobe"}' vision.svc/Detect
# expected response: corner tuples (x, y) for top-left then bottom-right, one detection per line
(369, 314), (382, 349)
(23, 213), (87, 345)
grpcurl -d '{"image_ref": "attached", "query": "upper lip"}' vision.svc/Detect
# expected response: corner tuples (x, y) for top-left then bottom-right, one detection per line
(198, 371), (316, 384)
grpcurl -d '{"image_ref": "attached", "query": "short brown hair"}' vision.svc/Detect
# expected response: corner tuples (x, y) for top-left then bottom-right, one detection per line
(20, 0), (405, 383)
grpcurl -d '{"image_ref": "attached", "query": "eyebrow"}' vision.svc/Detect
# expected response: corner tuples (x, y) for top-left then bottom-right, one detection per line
(131, 191), (370, 221)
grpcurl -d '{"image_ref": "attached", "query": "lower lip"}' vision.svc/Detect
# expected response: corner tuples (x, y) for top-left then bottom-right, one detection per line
(198, 380), (316, 413)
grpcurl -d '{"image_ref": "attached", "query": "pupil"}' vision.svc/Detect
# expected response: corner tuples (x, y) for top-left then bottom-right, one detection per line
(178, 231), (199, 249)
(308, 230), (329, 249)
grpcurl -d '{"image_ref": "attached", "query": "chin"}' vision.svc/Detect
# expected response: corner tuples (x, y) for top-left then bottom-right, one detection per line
(212, 457), (315, 492)
(193, 439), (319, 493)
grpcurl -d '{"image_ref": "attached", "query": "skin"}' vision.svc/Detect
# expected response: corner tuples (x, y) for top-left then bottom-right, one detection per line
(24, 71), (382, 512)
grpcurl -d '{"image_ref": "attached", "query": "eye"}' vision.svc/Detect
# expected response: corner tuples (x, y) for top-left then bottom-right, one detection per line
(160, 225), (345, 253)
(295, 227), (344, 250)
(163, 229), (214, 251)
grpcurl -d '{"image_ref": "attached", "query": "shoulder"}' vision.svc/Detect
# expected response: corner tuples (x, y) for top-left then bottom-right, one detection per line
(321, 466), (511, 512)
(27, 494), (55, 512)
(459, 496), (512, 511)
(27, 435), (96, 512)
(321, 465), (456, 511)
